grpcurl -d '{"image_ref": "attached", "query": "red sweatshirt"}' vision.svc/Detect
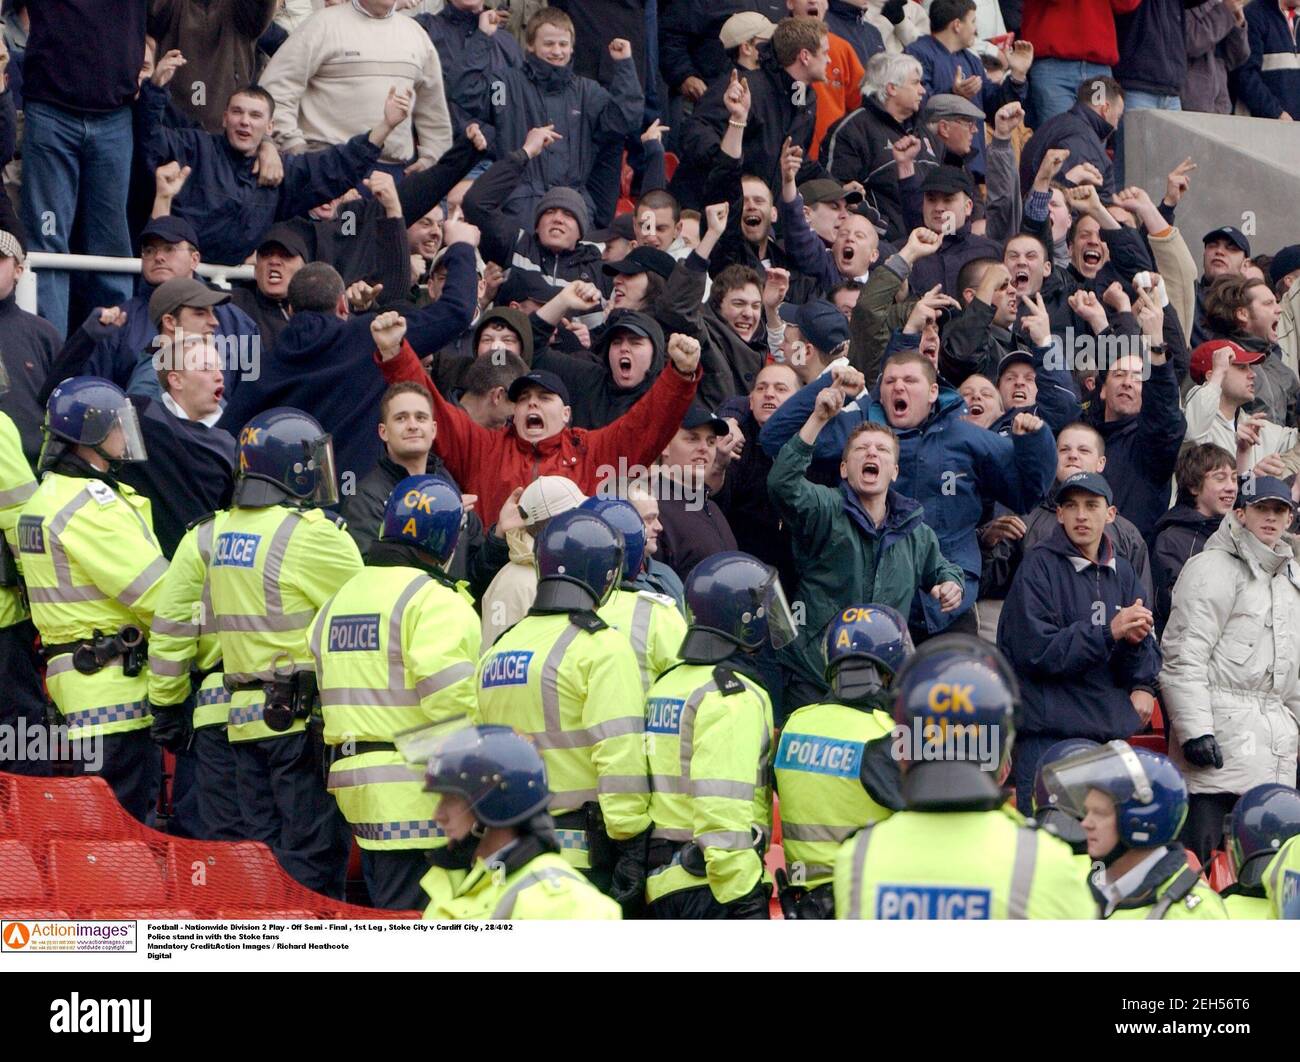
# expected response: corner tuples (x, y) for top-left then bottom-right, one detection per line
(1020, 0), (1143, 67)
(374, 340), (700, 519)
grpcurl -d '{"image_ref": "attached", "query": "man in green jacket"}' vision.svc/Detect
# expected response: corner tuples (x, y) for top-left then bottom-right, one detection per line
(769, 382), (965, 712)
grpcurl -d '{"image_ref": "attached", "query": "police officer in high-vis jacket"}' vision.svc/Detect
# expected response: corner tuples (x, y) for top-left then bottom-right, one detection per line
(1219, 783), (1300, 919)
(147, 407), (362, 897)
(310, 475), (481, 910)
(420, 724), (621, 920)
(20, 378), (169, 818)
(645, 551), (794, 920)
(774, 604), (911, 919)
(835, 635), (1096, 920)
(1031, 738), (1101, 875)
(0, 356), (45, 776)
(1041, 742), (1227, 919)
(476, 508), (651, 914)
(580, 496), (686, 694)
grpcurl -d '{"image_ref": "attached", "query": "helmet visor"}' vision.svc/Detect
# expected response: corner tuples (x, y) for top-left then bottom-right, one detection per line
(307, 433), (339, 506)
(1040, 740), (1151, 821)
(764, 572), (797, 650)
(394, 715), (475, 779)
(103, 401), (149, 463)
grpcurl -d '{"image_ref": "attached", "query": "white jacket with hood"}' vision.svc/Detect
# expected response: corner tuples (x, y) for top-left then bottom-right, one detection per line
(1160, 513), (1300, 795)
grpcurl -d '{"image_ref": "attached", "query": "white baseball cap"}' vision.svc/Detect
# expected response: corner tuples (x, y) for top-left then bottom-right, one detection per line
(519, 476), (587, 524)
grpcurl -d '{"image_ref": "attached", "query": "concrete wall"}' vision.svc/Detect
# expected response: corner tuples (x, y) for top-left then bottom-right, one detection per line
(1123, 110), (1300, 260)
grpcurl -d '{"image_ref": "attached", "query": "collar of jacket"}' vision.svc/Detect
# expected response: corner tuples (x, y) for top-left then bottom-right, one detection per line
(48, 450), (123, 490)
(828, 0), (862, 18)
(440, 3), (477, 30)
(868, 382), (961, 434)
(1232, 331), (1280, 359)
(525, 53), (575, 92)
(863, 95), (913, 135)
(364, 540), (459, 586)
(839, 482), (920, 540)
(1069, 101), (1116, 147)
(1042, 519), (1117, 569)
(1089, 844), (1189, 912)
(1213, 511), (1298, 577)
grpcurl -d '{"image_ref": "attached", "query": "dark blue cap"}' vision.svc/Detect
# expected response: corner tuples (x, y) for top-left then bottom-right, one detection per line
(1057, 471), (1113, 505)
(1203, 226), (1251, 256)
(507, 369), (570, 406)
(778, 298), (849, 355)
(602, 245), (676, 279)
(1237, 475), (1295, 510)
(139, 215), (200, 251)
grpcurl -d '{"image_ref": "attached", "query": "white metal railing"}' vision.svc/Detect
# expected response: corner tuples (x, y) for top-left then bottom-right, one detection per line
(15, 253), (255, 315)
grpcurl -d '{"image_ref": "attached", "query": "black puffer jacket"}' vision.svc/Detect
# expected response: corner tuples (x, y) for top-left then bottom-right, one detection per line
(1151, 502), (1223, 636)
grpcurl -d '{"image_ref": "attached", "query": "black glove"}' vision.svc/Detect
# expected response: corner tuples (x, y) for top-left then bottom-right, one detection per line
(1182, 734), (1223, 769)
(149, 701), (193, 753)
(881, 0), (908, 24)
(725, 881), (772, 920)
(609, 829), (650, 916)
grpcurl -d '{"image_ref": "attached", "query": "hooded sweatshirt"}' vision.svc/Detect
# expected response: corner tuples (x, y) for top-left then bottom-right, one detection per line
(534, 311), (667, 430)
(426, 307), (536, 396)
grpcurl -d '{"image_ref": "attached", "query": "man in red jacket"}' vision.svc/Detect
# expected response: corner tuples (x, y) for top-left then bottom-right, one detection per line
(1020, 0), (1142, 125)
(370, 311), (702, 518)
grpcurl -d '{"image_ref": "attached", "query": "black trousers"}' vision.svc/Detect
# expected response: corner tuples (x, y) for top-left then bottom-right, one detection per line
(232, 731), (351, 899)
(648, 883), (770, 920)
(0, 621), (51, 776)
(70, 727), (161, 823)
(1181, 791), (1237, 867)
(188, 725), (246, 841)
(359, 848), (431, 911)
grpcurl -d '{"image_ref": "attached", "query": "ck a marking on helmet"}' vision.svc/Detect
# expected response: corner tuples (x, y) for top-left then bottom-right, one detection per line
(49, 993), (151, 1042)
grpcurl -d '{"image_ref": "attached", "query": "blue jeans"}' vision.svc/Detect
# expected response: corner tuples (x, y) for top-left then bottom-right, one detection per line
(1114, 91), (1181, 187)
(1028, 58), (1112, 127)
(21, 99), (135, 337)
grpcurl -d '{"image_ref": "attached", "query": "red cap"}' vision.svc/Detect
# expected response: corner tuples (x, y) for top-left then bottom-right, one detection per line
(1189, 339), (1264, 384)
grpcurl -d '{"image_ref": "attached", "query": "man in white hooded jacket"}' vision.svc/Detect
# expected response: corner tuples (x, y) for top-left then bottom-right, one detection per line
(1160, 475), (1300, 865)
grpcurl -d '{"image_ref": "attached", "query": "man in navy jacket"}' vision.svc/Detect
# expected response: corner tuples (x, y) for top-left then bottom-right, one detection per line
(998, 471), (1161, 813)
(137, 72), (414, 265)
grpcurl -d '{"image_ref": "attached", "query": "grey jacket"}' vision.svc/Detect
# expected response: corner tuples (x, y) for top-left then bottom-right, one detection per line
(1182, 0), (1250, 114)
(1160, 516), (1300, 795)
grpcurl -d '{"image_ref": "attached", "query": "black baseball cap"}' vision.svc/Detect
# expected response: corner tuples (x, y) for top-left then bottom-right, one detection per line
(257, 223), (311, 262)
(681, 402), (729, 435)
(995, 349), (1036, 379)
(920, 166), (975, 198)
(1270, 244), (1300, 286)
(798, 178), (863, 207)
(1057, 471), (1113, 506)
(778, 298), (849, 354)
(1203, 226), (1251, 256)
(140, 215), (200, 251)
(602, 245), (676, 279)
(496, 268), (559, 307)
(1236, 475), (1296, 510)
(507, 369), (571, 406)
(589, 213), (636, 244)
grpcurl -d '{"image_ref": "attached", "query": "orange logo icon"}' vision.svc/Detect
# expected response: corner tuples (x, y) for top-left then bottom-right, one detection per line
(3, 922), (30, 949)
